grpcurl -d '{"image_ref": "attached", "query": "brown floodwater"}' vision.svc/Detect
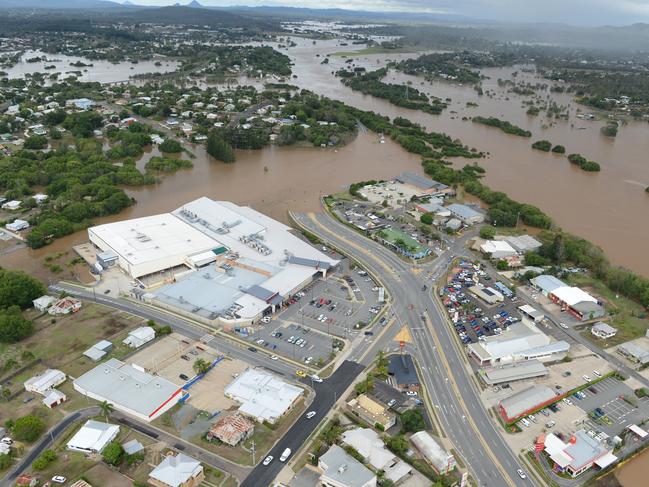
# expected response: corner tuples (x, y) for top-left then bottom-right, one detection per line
(5, 50), (179, 84)
(279, 37), (649, 276)
(3, 37), (648, 279)
(615, 447), (649, 486)
(0, 132), (422, 280)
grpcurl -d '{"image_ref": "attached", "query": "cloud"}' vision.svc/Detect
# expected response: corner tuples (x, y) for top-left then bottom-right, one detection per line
(125, 0), (649, 25)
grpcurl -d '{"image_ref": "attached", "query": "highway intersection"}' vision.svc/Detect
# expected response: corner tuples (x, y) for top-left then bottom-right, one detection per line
(41, 208), (539, 487)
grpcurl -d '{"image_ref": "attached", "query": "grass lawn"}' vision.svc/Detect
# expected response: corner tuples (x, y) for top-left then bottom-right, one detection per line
(0, 303), (151, 430)
(26, 419), (97, 484)
(0, 303), (145, 383)
(378, 227), (426, 254)
(567, 274), (649, 344)
(158, 398), (307, 466)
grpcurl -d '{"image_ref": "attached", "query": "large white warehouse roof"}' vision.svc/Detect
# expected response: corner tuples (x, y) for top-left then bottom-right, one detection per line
(89, 213), (215, 277)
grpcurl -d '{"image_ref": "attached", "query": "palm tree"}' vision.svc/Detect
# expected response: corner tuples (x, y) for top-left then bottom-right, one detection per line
(99, 400), (113, 419)
(193, 358), (210, 375)
(376, 350), (388, 368)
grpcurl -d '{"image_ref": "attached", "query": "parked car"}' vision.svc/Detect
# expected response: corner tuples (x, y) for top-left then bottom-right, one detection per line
(263, 455), (273, 466)
(179, 374), (189, 381)
(296, 370), (307, 378)
(52, 477), (67, 484)
(546, 420), (556, 428)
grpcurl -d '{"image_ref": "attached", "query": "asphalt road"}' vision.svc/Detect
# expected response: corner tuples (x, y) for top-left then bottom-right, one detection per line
(1, 407), (100, 487)
(241, 360), (364, 487)
(291, 211), (531, 487)
(49, 284), (300, 379)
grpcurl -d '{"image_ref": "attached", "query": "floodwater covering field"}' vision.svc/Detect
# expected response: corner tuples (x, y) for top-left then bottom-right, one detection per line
(2, 37), (649, 279)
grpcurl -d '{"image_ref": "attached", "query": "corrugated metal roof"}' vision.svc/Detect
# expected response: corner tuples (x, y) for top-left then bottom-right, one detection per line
(287, 255), (332, 270)
(500, 385), (556, 419)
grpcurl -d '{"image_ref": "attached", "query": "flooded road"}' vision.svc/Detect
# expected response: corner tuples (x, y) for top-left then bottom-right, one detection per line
(0, 132), (423, 279)
(281, 38), (649, 276)
(615, 447), (649, 486)
(2, 37), (648, 278)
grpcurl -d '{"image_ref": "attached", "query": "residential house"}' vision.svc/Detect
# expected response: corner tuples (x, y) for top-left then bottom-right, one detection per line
(48, 297), (82, 315)
(347, 394), (396, 430)
(33, 295), (57, 312)
(341, 428), (412, 484)
(24, 369), (66, 395)
(317, 445), (377, 487)
(591, 322), (617, 340)
(5, 219), (29, 232)
(206, 413), (254, 446)
(148, 453), (204, 487)
(123, 326), (156, 349)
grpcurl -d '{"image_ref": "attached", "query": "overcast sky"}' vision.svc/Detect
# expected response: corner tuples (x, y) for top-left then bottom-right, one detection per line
(124, 0), (649, 26)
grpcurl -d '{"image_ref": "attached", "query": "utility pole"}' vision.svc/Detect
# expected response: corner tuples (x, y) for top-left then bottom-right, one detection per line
(251, 440), (256, 465)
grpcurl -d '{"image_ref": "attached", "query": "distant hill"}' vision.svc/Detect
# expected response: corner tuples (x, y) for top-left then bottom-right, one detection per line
(218, 5), (477, 24)
(187, 0), (203, 8)
(118, 6), (273, 29)
(0, 0), (122, 9)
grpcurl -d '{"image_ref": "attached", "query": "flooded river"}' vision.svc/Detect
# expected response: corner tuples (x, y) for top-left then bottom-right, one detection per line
(280, 37), (649, 276)
(0, 132), (422, 279)
(2, 37), (648, 278)
(615, 446), (649, 486)
(4, 50), (179, 84)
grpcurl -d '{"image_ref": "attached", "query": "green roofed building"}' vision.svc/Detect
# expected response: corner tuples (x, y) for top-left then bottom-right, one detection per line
(375, 228), (430, 259)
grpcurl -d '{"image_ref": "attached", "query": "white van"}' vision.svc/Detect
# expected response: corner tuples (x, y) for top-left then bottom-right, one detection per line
(280, 448), (291, 462)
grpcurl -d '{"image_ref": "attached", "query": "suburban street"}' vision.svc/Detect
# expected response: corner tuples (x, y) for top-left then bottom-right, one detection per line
(1, 407), (101, 487)
(291, 211), (533, 487)
(39, 210), (534, 487)
(240, 360), (364, 487)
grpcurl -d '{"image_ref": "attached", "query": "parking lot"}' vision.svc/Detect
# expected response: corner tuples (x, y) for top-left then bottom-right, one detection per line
(577, 376), (649, 436)
(278, 259), (384, 335)
(129, 333), (219, 386)
(501, 372), (649, 453)
(329, 198), (446, 257)
(442, 260), (524, 345)
(229, 257), (385, 366)
(239, 321), (338, 367)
